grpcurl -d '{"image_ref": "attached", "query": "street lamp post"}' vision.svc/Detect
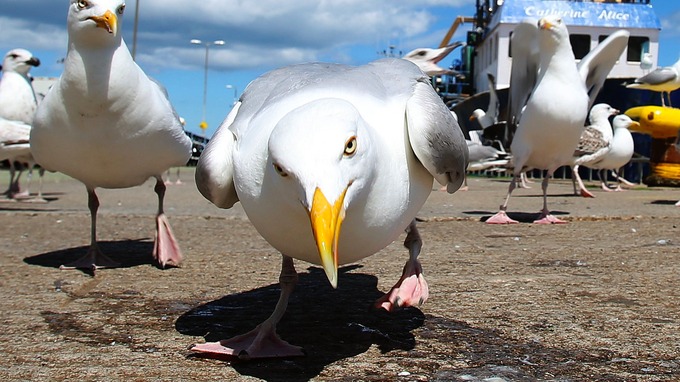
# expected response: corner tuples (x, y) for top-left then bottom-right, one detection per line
(226, 84), (238, 106)
(131, 0), (140, 60)
(190, 39), (225, 134)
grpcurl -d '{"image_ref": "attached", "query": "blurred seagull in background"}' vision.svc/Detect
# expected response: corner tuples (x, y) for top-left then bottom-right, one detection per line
(626, 57), (680, 107)
(402, 41), (465, 77)
(570, 103), (620, 198)
(0, 49), (42, 199)
(0, 49), (40, 124)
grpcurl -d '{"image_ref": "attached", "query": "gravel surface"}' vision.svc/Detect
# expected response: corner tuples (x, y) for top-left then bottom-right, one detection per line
(0, 168), (678, 381)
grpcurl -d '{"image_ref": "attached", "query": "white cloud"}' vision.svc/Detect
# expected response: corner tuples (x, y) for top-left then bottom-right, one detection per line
(1, 0), (474, 73)
(0, 17), (67, 52)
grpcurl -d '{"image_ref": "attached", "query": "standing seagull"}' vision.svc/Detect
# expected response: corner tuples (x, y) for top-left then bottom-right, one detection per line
(487, 17), (628, 224)
(0, 49), (40, 124)
(586, 114), (638, 193)
(570, 103), (620, 198)
(193, 58), (468, 359)
(0, 49), (42, 198)
(626, 57), (680, 107)
(31, 0), (192, 270)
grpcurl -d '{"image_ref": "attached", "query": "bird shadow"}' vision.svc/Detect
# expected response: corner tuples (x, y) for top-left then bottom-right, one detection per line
(650, 199), (679, 206)
(176, 265), (424, 381)
(23, 238), (157, 276)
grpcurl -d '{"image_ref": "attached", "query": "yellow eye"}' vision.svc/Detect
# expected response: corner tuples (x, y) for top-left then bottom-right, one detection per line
(273, 163), (288, 177)
(117, 4), (126, 14)
(344, 136), (357, 156)
(77, 0), (89, 9)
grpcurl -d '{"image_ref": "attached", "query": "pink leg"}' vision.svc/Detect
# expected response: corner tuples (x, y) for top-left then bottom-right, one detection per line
(190, 256), (305, 359)
(486, 174), (519, 224)
(533, 176), (567, 224)
(572, 165), (595, 198)
(60, 188), (120, 271)
(152, 178), (183, 268)
(375, 220), (429, 311)
(458, 176), (469, 191)
(518, 172), (532, 189)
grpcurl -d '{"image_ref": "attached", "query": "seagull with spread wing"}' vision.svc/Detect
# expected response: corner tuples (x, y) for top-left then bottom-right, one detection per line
(486, 16), (629, 224)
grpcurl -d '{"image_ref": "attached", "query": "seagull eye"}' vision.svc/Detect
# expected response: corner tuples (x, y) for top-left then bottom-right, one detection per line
(77, 0), (89, 9)
(273, 163), (288, 177)
(117, 4), (125, 14)
(344, 136), (357, 156)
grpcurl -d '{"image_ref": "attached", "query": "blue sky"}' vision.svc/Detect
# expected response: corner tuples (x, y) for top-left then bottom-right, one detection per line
(2, 0), (679, 138)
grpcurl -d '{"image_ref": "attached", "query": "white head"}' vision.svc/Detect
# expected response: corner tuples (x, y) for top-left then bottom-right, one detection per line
(588, 103), (620, 124)
(612, 114), (639, 131)
(67, 0), (126, 45)
(1, 49), (40, 75)
(538, 15), (569, 50)
(267, 98), (376, 287)
(402, 42), (464, 76)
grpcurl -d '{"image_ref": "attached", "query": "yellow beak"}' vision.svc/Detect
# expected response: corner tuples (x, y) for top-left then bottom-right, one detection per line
(539, 19), (553, 30)
(89, 10), (118, 35)
(309, 187), (347, 288)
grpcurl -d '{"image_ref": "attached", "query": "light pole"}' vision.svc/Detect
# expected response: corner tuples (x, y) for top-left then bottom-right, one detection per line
(190, 39), (225, 134)
(226, 84), (238, 106)
(131, 0), (140, 60)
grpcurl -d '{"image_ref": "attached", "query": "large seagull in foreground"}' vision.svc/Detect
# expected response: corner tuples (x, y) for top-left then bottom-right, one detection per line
(193, 58), (468, 359)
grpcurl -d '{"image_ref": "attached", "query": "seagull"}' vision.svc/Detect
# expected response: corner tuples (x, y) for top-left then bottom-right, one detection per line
(587, 114), (638, 192)
(0, 118), (31, 197)
(486, 16), (628, 224)
(626, 57), (680, 107)
(640, 52), (653, 74)
(469, 73), (500, 130)
(31, 0), (192, 271)
(192, 58), (468, 359)
(0, 49), (42, 197)
(0, 49), (40, 124)
(570, 103), (620, 198)
(402, 41), (465, 77)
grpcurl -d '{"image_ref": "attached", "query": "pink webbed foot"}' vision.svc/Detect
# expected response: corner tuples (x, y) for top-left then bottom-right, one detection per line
(153, 213), (183, 268)
(486, 211), (519, 224)
(60, 245), (120, 271)
(190, 323), (304, 360)
(375, 259), (429, 312)
(580, 188), (595, 198)
(533, 213), (568, 224)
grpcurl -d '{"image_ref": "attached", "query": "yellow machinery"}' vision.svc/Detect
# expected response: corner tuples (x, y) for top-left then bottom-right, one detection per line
(625, 105), (680, 182)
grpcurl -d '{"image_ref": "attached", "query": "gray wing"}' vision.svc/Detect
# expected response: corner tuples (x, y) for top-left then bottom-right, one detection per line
(406, 79), (469, 193)
(195, 102), (241, 208)
(633, 67), (678, 86)
(506, 20), (540, 144)
(577, 30), (630, 110)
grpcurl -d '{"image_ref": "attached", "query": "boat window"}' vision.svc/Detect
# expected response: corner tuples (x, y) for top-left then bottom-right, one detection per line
(569, 34), (591, 59)
(627, 36), (650, 62)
